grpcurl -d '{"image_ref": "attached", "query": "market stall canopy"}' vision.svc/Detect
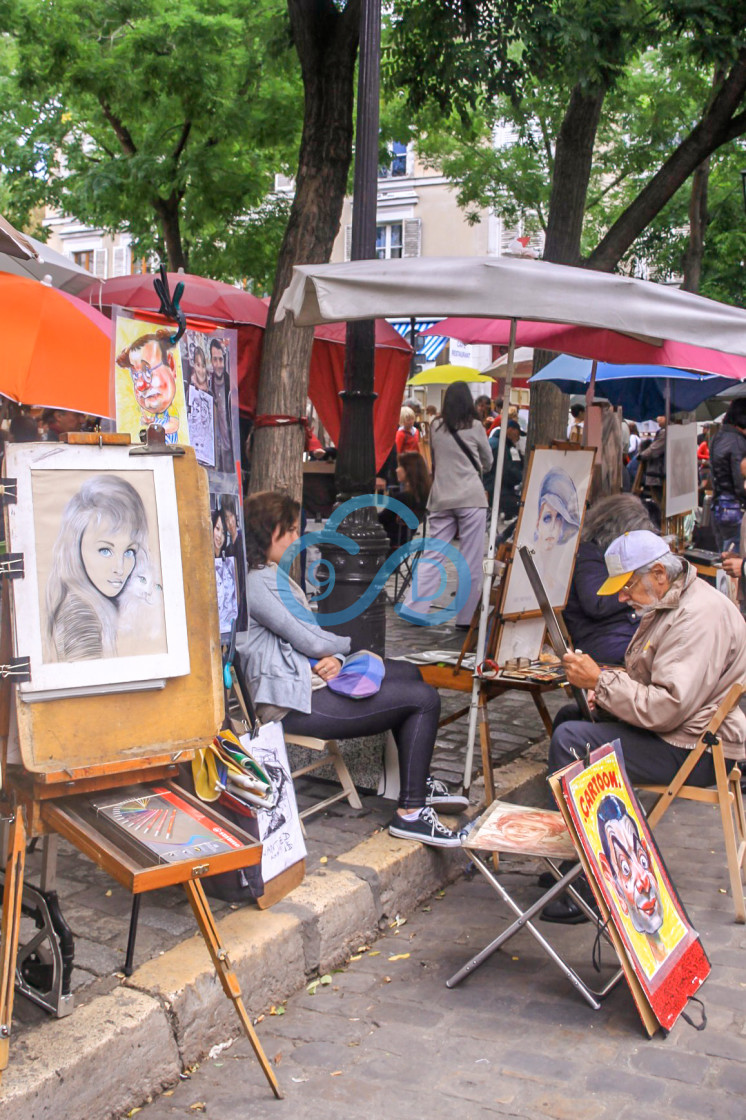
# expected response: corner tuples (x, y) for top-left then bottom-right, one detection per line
(275, 257), (746, 358)
(308, 319), (412, 471)
(406, 364), (494, 385)
(482, 347), (535, 379)
(2, 273), (112, 416)
(1, 234), (95, 294)
(530, 355), (734, 421)
(0, 214), (36, 260)
(422, 316), (746, 378)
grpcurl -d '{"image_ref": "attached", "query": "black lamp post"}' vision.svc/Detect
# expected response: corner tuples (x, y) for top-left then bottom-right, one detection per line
(741, 169), (746, 215)
(315, 0), (389, 655)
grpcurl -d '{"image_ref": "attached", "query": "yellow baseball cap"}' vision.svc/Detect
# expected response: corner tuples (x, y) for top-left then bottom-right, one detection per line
(597, 530), (669, 596)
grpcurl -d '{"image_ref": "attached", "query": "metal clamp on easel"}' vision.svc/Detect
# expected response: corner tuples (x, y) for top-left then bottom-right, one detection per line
(0, 659), (30, 683)
(129, 423), (186, 457)
(0, 480), (18, 506)
(0, 554), (24, 581)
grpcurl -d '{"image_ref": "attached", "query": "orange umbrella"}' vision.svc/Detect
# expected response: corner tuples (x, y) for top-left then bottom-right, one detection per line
(2, 273), (113, 416)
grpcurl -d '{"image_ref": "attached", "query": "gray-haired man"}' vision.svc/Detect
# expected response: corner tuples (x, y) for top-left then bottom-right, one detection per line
(544, 530), (746, 922)
(549, 529), (746, 788)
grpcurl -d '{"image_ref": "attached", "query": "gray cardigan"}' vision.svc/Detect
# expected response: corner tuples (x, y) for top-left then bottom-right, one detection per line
(428, 419), (493, 511)
(240, 564), (351, 714)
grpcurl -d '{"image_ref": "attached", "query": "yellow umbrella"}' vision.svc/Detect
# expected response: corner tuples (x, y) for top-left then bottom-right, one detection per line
(406, 364), (495, 386)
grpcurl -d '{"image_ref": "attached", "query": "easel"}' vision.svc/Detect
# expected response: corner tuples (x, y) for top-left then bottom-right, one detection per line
(421, 445), (594, 803)
(0, 439), (282, 1098)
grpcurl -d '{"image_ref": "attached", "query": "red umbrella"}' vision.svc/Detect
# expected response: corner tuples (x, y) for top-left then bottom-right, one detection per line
(422, 317), (746, 379)
(82, 274), (413, 469)
(81, 272), (267, 325)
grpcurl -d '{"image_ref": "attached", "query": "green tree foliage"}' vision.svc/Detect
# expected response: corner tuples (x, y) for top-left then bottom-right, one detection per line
(386, 0), (746, 441)
(0, 0), (302, 285)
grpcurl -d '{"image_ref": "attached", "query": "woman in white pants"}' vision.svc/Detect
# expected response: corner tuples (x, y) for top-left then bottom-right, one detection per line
(403, 381), (492, 628)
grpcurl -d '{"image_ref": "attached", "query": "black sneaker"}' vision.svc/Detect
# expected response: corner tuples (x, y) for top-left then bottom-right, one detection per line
(425, 776), (469, 813)
(389, 806), (465, 848)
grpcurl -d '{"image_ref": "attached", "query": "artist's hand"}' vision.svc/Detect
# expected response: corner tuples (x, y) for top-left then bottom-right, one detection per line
(563, 651), (602, 690)
(313, 656), (341, 681)
(721, 553), (744, 579)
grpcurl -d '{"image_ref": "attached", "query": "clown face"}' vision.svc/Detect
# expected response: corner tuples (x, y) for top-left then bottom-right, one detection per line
(602, 814), (663, 936)
(129, 339), (176, 417)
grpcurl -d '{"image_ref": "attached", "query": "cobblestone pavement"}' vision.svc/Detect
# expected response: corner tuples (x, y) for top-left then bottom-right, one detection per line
(129, 798), (746, 1120)
(12, 587), (564, 1039)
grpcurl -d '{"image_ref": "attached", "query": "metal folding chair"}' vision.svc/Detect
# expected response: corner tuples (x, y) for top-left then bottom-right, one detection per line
(391, 511), (428, 605)
(447, 802), (623, 1010)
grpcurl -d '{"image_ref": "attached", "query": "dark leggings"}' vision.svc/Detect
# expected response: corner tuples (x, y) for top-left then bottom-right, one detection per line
(282, 659), (439, 809)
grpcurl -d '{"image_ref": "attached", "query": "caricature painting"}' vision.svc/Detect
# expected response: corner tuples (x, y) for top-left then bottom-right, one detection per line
(6, 443), (190, 698)
(502, 447), (595, 616)
(114, 314), (190, 448)
(558, 741), (710, 1030)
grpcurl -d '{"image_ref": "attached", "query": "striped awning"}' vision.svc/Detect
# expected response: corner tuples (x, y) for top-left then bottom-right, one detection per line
(389, 319), (448, 363)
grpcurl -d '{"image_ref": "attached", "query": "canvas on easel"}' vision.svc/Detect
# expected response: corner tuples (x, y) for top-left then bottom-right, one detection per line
(549, 741), (710, 1035)
(5, 443), (190, 701)
(500, 446), (595, 618)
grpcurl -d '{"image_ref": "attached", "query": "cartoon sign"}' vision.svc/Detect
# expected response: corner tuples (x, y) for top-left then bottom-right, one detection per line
(556, 741), (710, 1031)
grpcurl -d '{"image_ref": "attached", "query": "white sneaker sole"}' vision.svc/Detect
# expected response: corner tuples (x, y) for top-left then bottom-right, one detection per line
(388, 823), (464, 848)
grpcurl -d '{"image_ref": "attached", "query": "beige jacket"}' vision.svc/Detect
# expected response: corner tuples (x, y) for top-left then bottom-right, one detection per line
(594, 562), (746, 761)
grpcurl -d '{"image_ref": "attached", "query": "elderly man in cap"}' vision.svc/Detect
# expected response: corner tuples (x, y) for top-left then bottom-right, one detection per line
(543, 530), (746, 921)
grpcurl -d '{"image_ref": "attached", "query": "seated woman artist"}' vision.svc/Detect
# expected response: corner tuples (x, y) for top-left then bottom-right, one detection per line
(378, 450), (431, 554)
(563, 494), (654, 665)
(242, 491), (467, 847)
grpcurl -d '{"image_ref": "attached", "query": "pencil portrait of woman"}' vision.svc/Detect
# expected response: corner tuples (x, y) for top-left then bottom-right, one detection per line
(44, 475), (153, 662)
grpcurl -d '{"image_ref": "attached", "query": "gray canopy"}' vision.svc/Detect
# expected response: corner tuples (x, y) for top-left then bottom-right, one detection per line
(276, 256), (746, 357)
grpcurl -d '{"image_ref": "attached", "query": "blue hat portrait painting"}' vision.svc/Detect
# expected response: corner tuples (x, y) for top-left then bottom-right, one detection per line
(535, 468), (581, 549)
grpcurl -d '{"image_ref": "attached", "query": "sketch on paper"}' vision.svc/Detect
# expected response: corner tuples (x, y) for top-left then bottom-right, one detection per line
(6, 443), (190, 698)
(188, 386), (216, 467)
(214, 556), (238, 635)
(464, 800), (577, 859)
(43, 473), (167, 663)
(495, 617), (546, 665)
(501, 447), (594, 615)
(665, 423), (698, 519)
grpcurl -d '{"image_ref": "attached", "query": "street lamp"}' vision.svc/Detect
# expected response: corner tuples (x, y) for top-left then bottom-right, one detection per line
(741, 169), (746, 215)
(315, 0), (389, 654)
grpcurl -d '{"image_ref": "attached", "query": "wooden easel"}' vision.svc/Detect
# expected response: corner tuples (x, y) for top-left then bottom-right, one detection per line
(420, 444), (594, 802)
(0, 439), (281, 1098)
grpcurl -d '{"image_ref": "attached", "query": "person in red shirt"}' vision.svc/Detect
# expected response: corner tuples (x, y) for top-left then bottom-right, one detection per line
(395, 406), (420, 455)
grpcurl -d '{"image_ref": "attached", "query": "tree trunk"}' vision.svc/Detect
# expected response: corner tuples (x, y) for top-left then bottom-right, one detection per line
(681, 157), (710, 293)
(587, 50), (746, 273)
(153, 194), (187, 271)
(528, 82), (606, 450)
(250, 0), (361, 499)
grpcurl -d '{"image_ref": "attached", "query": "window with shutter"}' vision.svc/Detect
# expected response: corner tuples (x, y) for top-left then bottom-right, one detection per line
(402, 218), (421, 258)
(112, 246), (129, 277)
(93, 248), (107, 278)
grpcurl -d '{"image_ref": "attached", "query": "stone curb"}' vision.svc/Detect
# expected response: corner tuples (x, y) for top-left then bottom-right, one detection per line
(0, 755), (548, 1119)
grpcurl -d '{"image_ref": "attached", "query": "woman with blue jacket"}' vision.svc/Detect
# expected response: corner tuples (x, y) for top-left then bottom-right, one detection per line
(241, 491), (466, 848)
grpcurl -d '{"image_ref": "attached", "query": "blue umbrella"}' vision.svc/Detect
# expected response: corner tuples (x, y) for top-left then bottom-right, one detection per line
(529, 355), (734, 421)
